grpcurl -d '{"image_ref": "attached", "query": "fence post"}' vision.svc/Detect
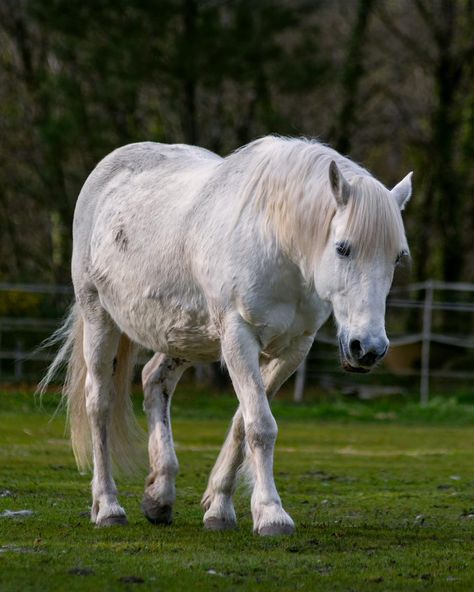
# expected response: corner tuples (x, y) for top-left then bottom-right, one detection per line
(420, 282), (433, 405)
(14, 339), (24, 381)
(194, 364), (209, 386)
(294, 358), (307, 403)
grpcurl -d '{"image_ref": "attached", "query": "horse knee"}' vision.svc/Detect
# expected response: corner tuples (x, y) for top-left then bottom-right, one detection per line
(246, 415), (278, 450)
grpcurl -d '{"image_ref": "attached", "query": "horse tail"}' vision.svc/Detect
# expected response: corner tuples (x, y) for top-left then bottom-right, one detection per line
(38, 303), (88, 468)
(38, 303), (144, 474)
(107, 331), (145, 475)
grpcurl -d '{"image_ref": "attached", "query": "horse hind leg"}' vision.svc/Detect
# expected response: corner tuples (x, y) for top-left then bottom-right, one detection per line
(82, 307), (127, 526)
(201, 409), (244, 531)
(141, 354), (190, 525)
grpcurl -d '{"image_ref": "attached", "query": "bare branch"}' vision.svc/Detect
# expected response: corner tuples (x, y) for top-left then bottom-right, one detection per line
(376, 4), (434, 66)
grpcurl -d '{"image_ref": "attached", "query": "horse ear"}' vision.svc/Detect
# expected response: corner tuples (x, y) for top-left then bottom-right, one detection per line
(391, 172), (413, 211)
(329, 160), (350, 207)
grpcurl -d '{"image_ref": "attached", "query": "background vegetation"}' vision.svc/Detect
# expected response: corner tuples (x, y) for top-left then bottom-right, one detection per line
(1, 0), (473, 285)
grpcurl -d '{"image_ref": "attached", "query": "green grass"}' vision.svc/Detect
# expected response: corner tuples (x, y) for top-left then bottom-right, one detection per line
(1, 388), (474, 591)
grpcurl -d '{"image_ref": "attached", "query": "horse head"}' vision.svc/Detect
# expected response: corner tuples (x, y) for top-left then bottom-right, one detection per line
(315, 161), (412, 373)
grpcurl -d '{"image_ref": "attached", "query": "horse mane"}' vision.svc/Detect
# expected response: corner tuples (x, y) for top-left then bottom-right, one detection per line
(228, 135), (408, 277)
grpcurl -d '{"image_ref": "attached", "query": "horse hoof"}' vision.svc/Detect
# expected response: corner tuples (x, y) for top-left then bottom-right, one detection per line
(142, 495), (173, 525)
(256, 522), (295, 536)
(204, 516), (237, 531)
(96, 514), (128, 527)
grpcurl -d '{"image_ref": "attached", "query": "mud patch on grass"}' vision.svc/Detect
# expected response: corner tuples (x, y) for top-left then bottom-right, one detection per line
(68, 567), (95, 576)
(0, 545), (35, 554)
(0, 509), (34, 518)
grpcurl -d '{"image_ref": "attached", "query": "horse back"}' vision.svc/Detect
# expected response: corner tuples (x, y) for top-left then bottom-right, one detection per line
(72, 142), (220, 270)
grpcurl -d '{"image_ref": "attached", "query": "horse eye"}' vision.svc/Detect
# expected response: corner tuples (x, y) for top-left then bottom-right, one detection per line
(336, 241), (351, 257)
(395, 250), (408, 266)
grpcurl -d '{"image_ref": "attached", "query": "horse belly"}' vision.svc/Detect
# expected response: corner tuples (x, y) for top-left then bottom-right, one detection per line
(100, 290), (221, 362)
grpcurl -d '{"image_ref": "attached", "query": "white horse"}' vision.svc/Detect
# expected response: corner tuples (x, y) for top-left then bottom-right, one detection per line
(42, 136), (412, 536)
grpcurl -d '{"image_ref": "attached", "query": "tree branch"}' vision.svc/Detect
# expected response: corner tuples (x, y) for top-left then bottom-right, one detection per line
(376, 4), (434, 66)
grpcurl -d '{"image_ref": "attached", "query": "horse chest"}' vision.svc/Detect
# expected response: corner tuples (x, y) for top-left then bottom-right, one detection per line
(238, 290), (331, 357)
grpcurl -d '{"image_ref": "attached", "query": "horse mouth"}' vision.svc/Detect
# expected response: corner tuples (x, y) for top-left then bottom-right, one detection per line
(341, 359), (371, 374)
(339, 338), (372, 374)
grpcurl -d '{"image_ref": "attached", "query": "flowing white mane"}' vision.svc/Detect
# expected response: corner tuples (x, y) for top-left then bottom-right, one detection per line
(229, 136), (407, 274)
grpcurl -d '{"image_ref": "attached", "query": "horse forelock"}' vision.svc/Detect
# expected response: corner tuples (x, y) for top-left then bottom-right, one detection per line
(229, 136), (406, 276)
(344, 176), (408, 262)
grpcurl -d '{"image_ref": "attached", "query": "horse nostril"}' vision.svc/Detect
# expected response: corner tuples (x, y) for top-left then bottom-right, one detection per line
(349, 339), (362, 359)
(360, 345), (387, 366)
(360, 351), (377, 366)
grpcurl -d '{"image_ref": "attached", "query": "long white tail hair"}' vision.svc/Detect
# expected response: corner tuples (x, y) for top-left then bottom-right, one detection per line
(38, 303), (144, 474)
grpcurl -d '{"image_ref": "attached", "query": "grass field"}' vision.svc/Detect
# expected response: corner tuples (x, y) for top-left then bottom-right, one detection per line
(1, 388), (474, 591)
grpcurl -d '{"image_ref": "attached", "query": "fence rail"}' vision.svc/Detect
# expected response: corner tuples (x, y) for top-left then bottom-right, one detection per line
(0, 281), (473, 403)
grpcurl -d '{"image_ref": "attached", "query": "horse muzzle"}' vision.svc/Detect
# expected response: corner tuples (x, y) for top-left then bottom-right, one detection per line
(339, 334), (389, 373)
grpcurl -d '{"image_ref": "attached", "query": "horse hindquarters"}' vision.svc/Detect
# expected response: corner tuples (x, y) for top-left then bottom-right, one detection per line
(46, 298), (143, 526)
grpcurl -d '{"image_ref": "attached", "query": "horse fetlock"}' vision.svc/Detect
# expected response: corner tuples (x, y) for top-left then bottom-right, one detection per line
(200, 487), (213, 511)
(203, 470), (237, 505)
(145, 464), (178, 486)
(144, 471), (176, 500)
(90, 500), (99, 523)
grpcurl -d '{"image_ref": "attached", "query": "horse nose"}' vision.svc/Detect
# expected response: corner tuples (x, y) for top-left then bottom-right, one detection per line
(349, 339), (363, 359)
(349, 338), (388, 366)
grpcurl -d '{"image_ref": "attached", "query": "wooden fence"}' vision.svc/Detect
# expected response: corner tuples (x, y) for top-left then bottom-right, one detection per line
(0, 281), (473, 403)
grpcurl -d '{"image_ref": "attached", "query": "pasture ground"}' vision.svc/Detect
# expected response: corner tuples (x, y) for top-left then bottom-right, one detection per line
(1, 388), (474, 591)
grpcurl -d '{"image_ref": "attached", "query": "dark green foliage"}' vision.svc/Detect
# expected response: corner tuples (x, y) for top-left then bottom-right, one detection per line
(0, 0), (473, 284)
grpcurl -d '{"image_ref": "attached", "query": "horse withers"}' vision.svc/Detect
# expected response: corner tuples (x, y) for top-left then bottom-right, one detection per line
(41, 136), (412, 535)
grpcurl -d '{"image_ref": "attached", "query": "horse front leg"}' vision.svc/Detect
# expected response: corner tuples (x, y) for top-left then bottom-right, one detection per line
(202, 336), (313, 532)
(141, 354), (190, 525)
(219, 315), (296, 536)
